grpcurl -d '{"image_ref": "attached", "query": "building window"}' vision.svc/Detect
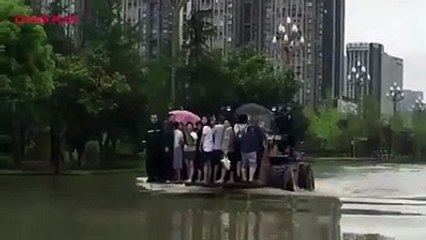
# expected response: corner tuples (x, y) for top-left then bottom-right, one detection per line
(243, 25), (250, 43)
(244, 3), (251, 23)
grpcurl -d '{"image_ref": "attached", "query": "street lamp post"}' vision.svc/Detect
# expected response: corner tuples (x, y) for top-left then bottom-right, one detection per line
(271, 17), (305, 104)
(412, 96), (425, 112)
(168, 0), (187, 108)
(272, 17), (305, 66)
(386, 82), (404, 115)
(347, 61), (371, 101)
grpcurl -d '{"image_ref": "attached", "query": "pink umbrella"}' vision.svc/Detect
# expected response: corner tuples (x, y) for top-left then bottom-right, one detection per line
(169, 110), (201, 125)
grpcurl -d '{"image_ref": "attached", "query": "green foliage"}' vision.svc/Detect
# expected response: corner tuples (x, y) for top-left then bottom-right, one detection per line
(143, 58), (171, 113)
(178, 10), (233, 113)
(7, 0), (426, 164)
(308, 107), (343, 150)
(178, 52), (235, 114)
(54, 54), (129, 116)
(179, 13), (299, 115)
(226, 47), (299, 106)
(43, 0), (75, 55)
(412, 111), (426, 157)
(307, 96), (386, 155)
(0, 0), (55, 100)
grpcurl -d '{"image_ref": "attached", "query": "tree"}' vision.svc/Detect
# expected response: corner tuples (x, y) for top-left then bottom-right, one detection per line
(80, 0), (146, 162)
(412, 111), (426, 158)
(177, 51), (235, 114)
(0, 0), (55, 165)
(40, 0), (81, 172)
(308, 106), (343, 151)
(183, 9), (217, 66)
(50, 52), (130, 170)
(226, 47), (299, 107)
(144, 58), (172, 113)
(178, 10), (235, 114)
(43, 0), (75, 55)
(361, 96), (382, 154)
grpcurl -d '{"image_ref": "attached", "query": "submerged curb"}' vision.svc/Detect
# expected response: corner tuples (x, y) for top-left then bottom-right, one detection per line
(0, 168), (142, 176)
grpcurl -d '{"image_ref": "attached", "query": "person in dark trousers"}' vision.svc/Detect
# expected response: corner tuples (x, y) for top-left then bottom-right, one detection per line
(145, 115), (163, 182)
(233, 115), (249, 181)
(254, 120), (267, 179)
(194, 121), (203, 182)
(200, 116), (214, 184)
(162, 113), (176, 181)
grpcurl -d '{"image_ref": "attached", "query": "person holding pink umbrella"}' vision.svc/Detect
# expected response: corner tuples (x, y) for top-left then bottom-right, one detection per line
(169, 110), (201, 125)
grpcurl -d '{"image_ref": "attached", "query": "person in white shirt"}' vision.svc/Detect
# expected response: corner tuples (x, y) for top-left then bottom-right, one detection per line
(200, 116), (214, 184)
(183, 122), (198, 182)
(173, 122), (184, 181)
(211, 116), (226, 183)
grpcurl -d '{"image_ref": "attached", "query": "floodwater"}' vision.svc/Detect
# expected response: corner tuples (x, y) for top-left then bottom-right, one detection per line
(0, 161), (425, 240)
(316, 161), (426, 240)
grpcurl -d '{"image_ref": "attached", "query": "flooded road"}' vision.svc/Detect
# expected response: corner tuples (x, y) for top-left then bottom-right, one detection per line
(0, 161), (425, 240)
(316, 161), (426, 239)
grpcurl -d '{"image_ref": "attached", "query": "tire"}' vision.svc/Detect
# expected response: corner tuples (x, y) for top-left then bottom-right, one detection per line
(297, 163), (307, 189)
(284, 170), (295, 191)
(267, 165), (294, 191)
(307, 165), (315, 191)
(298, 163), (315, 191)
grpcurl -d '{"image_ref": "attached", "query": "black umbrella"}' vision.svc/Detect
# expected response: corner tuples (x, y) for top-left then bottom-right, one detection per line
(235, 103), (274, 129)
(235, 103), (273, 116)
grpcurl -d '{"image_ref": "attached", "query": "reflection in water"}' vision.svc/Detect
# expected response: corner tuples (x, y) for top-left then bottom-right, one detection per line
(2, 174), (401, 240)
(0, 174), (342, 240)
(142, 195), (341, 240)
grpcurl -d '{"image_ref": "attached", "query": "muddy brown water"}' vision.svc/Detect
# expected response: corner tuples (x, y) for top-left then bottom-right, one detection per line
(0, 161), (425, 240)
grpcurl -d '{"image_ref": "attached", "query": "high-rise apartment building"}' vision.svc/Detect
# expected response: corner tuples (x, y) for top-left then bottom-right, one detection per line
(345, 42), (404, 116)
(136, 0), (191, 58)
(234, 0), (265, 53)
(191, 0), (346, 109)
(30, 0), (80, 38)
(122, 0), (143, 25)
(323, 0), (345, 101)
(128, 0), (345, 109)
(191, 0), (237, 56)
(263, 0), (345, 108)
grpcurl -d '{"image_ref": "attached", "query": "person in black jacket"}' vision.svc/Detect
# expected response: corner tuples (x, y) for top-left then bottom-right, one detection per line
(145, 115), (163, 182)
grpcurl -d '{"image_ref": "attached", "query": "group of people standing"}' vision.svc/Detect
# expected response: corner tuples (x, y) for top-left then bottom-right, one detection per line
(144, 113), (267, 184)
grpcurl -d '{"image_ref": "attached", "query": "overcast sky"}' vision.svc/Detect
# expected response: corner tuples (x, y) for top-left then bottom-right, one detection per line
(346, 0), (426, 94)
